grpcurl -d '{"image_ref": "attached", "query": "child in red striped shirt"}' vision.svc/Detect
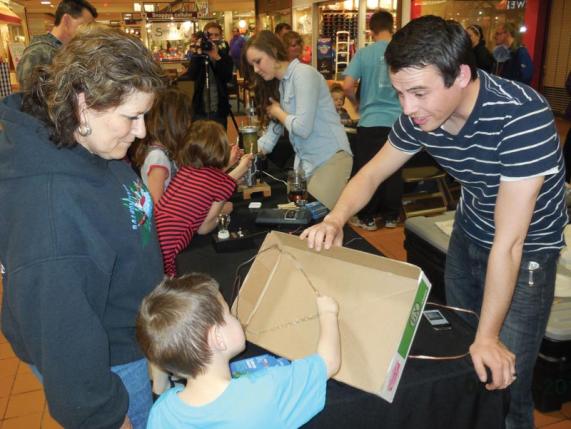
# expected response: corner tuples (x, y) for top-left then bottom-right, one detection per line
(155, 120), (252, 277)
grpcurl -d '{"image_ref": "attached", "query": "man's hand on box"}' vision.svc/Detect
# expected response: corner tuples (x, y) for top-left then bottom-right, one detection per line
(300, 216), (344, 251)
(470, 336), (516, 390)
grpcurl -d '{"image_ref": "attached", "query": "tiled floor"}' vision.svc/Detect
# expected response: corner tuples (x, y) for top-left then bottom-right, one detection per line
(0, 320), (63, 428)
(0, 116), (570, 428)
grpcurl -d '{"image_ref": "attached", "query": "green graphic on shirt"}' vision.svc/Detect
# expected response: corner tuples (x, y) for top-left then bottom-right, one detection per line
(122, 180), (153, 246)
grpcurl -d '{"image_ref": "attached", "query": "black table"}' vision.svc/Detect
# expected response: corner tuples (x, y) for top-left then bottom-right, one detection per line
(176, 168), (509, 429)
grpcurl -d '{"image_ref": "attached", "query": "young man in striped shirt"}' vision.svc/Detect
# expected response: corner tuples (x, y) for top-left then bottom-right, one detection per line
(302, 15), (567, 429)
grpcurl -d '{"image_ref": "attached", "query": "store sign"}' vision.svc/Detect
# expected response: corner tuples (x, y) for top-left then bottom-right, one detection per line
(150, 23), (187, 40)
(143, 2), (198, 21)
(146, 11), (197, 21)
(496, 0), (526, 9)
(506, 0), (526, 9)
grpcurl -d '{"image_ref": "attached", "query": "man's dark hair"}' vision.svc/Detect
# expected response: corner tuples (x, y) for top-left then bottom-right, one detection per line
(54, 0), (97, 26)
(385, 15), (477, 88)
(274, 22), (292, 35)
(369, 10), (393, 34)
(204, 21), (223, 34)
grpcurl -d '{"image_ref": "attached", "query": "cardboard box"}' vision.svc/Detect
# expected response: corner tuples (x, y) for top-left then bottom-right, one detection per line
(232, 231), (431, 402)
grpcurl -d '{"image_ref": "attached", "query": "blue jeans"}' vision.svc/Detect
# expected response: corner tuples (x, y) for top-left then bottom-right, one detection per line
(445, 225), (559, 429)
(32, 358), (152, 429)
(111, 358), (153, 429)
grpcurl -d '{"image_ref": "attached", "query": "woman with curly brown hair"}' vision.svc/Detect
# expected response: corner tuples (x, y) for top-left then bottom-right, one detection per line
(0, 24), (165, 429)
(243, 30), (352, 209)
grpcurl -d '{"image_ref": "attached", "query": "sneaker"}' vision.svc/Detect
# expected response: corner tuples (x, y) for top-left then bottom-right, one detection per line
(348, 216), (378, 231)
(384, 218), (399, 229)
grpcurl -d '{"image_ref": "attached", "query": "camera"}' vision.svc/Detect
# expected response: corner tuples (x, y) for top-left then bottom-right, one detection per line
(197, 32), (228, 54)
(199, 32), (215, 51)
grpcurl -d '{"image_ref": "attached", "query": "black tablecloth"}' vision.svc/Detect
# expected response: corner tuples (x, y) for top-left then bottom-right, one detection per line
(175, 166), (509, 429)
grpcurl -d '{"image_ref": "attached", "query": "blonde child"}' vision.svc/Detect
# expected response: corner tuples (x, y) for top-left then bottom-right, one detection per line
(329, 83), (352, 126)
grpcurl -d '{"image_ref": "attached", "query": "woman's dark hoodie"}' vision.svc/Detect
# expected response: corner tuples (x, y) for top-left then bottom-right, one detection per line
(0, 93), (164, 428)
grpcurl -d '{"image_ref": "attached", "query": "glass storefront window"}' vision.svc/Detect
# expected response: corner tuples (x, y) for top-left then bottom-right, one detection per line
(293, 7), (312, 64)
(146, 21), (197, 65)
(411, 1), (528, 52)
(316, 0), (398, 79)
(258, 10), (291, 32)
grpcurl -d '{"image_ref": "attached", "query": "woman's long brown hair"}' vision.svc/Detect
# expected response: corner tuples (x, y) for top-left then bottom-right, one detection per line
(242, 31), (289, 128)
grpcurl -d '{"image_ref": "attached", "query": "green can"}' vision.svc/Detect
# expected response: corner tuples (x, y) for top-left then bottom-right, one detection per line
(240, 125), (259, 154)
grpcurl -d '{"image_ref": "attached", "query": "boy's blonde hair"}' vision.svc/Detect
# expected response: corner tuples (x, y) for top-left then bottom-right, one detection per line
(136, 273), (225, 378)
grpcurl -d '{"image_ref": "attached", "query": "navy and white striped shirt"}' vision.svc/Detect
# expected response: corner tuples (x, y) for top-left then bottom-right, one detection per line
(389, 70), (567, 252)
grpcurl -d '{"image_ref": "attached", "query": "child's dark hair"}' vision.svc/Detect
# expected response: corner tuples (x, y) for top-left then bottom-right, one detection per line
(131, 87), (193, 168)
(329, 83), (344, 95)
(136, 273), (225, 378)
(178, 120), (230, 169)
(369, 10), (394, 34)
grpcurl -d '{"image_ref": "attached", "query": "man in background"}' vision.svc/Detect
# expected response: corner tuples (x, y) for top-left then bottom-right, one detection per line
(275, 22), (292, 39)
(16, 0), (97, 91)
(181, 22), (234, 128)
(229, 27), (245, 72)
(492, 22), (533, 85)
(342, 10), (402, 230)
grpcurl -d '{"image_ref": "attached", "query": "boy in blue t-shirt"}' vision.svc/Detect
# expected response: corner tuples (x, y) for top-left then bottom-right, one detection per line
(136, 273), (341, 429)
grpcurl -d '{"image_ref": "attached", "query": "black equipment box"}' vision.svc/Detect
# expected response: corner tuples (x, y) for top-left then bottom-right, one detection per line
(255, 208), (312, 226)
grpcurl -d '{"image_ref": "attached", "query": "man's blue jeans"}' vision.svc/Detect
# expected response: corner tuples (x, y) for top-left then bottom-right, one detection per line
(445, 224), (559, 429)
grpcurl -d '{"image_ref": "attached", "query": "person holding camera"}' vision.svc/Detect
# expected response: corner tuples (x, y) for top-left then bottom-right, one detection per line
(179, 22), (234, 129)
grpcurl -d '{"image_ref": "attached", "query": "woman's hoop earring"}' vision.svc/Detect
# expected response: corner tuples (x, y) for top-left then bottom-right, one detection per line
(77, 123), (92, 137)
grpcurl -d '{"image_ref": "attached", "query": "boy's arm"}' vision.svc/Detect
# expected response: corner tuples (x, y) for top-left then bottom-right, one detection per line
(316, 295), (341, 378)
(227, 153), (253, 181)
